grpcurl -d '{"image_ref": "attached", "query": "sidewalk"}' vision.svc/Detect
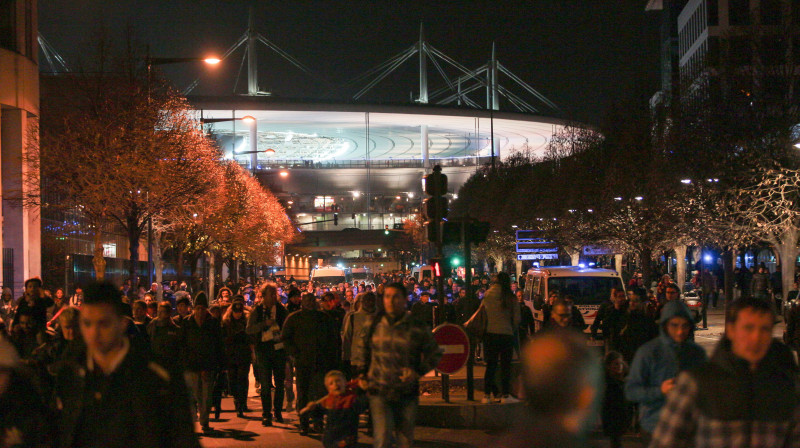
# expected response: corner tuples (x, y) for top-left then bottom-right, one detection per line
(198, 308), (758, 447)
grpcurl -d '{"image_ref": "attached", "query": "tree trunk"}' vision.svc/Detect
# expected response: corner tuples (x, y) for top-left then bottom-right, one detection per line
(92, 228), (106, 282)
(674, 245), (687, 291)
(208, 252), (216, 300)
(566, 248), (580, 266)
(723, 248), (734, 312)
(176, 250), (184, 283)
(127, 216), (142, 284)
(640, 247), (653, 291)
(153, 236), (163, 300)
(777, 228), (800, 302)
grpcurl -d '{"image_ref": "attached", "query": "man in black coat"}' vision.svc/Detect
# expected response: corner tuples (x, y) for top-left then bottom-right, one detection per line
(181, 292), (223, 433)
(281, 293), (338, 435)
(53, 282), (197, 447)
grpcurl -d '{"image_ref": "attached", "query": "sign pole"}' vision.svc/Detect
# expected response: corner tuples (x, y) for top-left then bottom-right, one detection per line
(433, 324), (470, 403)
(462, 220), (475, 401)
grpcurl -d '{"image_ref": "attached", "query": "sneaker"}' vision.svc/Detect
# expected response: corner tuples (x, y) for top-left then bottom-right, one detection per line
(481, 394), (494, 404)
(500, 395), (521, 404)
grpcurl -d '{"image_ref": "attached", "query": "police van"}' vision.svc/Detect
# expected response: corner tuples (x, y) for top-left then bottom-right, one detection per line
(522, 266), (625, 334)
(411, 265), (434, 282)
(310, 266), (352, 286)
(351, 267), (373, 282)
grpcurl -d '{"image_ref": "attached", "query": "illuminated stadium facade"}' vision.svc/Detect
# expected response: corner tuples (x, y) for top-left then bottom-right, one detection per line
(180, 19), (571, 274)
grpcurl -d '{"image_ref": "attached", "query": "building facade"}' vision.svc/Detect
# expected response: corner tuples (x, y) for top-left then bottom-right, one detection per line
(0, 0), (40, 295)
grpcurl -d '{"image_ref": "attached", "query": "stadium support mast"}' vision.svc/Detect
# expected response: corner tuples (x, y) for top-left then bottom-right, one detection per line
(247, 6), (259, 95)
(418, 23), (428, 104)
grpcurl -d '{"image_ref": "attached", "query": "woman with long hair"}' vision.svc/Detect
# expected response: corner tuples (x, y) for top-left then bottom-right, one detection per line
(481, 271), (520, 403)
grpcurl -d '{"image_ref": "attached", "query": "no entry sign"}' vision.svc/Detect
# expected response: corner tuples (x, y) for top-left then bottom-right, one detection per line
(432, 323), (470, 375)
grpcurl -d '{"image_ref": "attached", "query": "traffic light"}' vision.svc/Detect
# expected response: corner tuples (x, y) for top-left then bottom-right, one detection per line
(451, 256), (461, 267)
(334, 213), (339, 225)
(422, 165), (448, 243)
(384, 225), (390, 235)
(429, 257), (451, 277)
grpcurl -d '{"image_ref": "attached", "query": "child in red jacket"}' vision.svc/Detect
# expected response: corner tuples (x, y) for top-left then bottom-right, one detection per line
(299, 370), (368, 448)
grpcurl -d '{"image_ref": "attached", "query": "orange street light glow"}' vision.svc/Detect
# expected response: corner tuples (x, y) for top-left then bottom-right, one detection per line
(242, 115), (256, 123)
(279, 170), (289, 177)
(204, 57), (221, 64)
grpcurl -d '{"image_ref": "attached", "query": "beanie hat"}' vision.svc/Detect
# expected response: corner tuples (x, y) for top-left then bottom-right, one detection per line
(194, 291), (209, 308)
(0, 337), (20, 370)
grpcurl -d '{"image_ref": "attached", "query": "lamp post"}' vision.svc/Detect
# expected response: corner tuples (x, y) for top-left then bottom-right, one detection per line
(143, 54), (219, 288)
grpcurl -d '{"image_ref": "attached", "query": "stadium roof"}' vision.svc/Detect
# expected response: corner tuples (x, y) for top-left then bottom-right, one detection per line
(191, 97), (568, 164)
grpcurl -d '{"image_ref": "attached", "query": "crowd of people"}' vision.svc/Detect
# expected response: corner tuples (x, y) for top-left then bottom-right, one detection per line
(1, 265), (800, 447)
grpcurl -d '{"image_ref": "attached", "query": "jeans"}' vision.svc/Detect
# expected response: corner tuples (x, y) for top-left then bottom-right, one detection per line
(368, 394), (418, 448)
(284, 357), (295, 408)
(296, 367), (325, 428)
(227, 363), (250, 411)
(483, 332), (514, 396)
(255, 348), (286, 418)
(185, 371), (215, 426)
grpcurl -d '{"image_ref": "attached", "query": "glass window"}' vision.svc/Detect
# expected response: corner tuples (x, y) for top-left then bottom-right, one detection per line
(708, 0), (719, 26)
(0, 0), (15, 51)
(547, 276), (624, 307)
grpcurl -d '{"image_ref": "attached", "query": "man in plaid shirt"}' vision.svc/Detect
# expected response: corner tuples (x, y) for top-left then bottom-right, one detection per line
(650, 297), (800, 448)
(353, 282), (442, 448)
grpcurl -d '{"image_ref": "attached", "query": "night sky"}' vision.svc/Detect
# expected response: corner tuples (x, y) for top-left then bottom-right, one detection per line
(39, 1), (660, 125)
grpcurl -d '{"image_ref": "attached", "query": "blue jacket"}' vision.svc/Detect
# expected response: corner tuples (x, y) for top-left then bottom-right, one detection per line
(624, 300), (707, 432)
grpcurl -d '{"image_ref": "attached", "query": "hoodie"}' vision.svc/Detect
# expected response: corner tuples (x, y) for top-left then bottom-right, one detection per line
(624, 300), (707, 432)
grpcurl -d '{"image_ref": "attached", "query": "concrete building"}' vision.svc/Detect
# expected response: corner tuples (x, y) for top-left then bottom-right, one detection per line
(0, 0), (40, 295)
(649, 0), (795, 101)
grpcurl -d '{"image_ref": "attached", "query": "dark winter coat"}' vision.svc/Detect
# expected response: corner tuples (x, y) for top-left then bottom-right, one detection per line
(601, 373), (631, 438)
(54, 342), (198, 448)
(618, 309), (659, 364)
(281, 308), (338, 371)
(222, 314), (251, 366)
(181, 312), (223, 372)
(147, 318), (184, 372)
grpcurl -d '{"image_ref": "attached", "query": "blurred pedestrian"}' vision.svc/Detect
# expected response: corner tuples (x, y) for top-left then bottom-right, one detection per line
(499, 331), (602, 448)
(54, 281), (197, 447)
(0, 337), (54, 447)
(651, 297), (800, 447)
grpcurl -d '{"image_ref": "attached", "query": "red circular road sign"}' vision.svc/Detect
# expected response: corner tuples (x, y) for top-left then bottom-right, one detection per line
(432, 323), (470, 375)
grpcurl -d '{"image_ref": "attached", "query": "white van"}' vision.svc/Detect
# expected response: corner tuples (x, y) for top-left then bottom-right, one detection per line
(522, 266), (625, 334)
(351, 267), (373, 282)
(411, 265), (434, 282)
(310, 266), (352, 285)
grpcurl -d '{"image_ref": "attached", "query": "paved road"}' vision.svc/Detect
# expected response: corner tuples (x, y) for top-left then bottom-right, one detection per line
(198, 307), (778, 447)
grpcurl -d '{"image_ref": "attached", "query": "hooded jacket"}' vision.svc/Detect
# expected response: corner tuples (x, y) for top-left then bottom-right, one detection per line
(650, 338), (800, 448)
(624, 300), (707, 432)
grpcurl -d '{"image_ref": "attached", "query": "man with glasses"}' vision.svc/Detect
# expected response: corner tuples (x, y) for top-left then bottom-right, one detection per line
(625, 300), (706, 446)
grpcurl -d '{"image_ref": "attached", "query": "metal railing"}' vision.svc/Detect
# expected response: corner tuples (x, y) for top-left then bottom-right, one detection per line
(239, 156), (492, 171)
